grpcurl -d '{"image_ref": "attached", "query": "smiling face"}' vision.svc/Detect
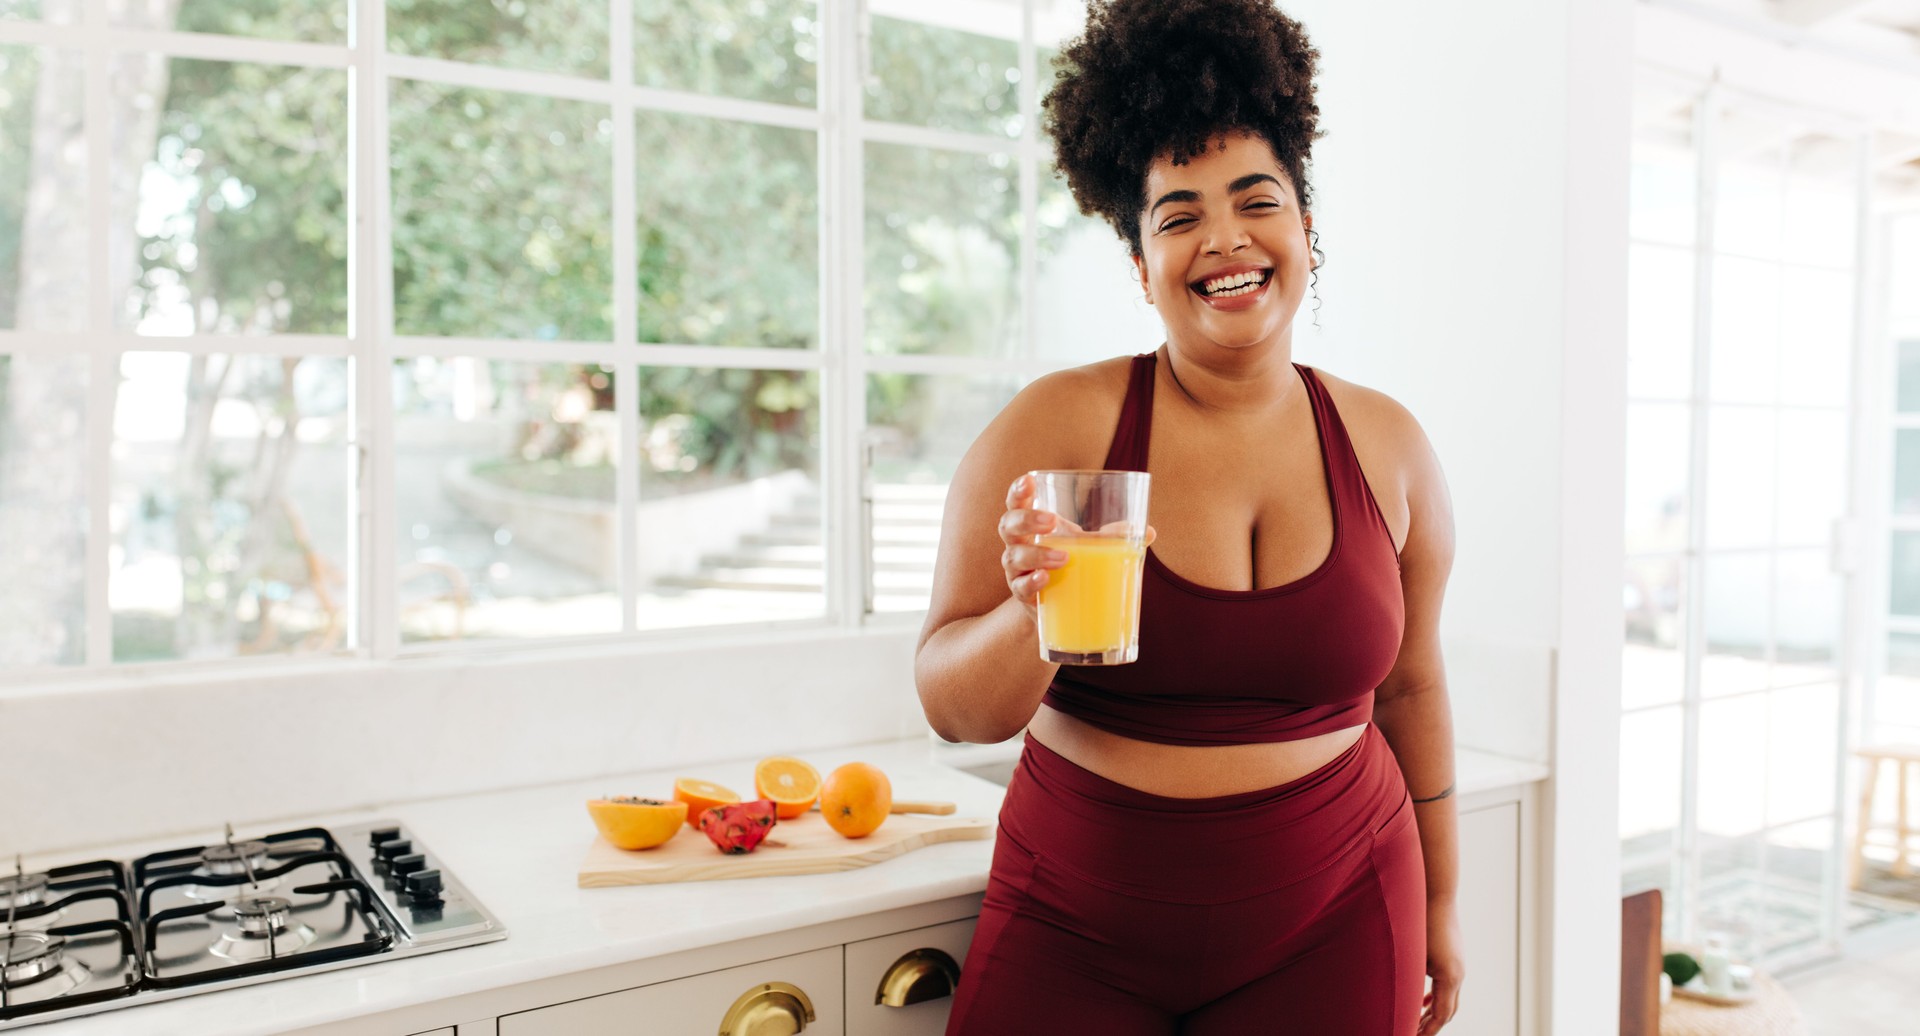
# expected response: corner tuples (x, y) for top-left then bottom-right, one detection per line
(1132, 131), (1314, 357)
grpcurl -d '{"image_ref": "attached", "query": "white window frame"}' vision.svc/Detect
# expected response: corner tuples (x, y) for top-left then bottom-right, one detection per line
(0, 0), (1091, 689)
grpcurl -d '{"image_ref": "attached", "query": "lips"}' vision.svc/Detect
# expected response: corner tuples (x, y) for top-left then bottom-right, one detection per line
(1188, 263), (1273, 297)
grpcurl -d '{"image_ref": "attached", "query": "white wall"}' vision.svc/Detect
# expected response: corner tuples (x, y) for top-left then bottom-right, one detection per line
(3, 627), (925, 855)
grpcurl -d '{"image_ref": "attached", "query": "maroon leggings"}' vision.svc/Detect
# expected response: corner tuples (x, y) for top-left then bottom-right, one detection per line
(946, 724), (1426, 1035)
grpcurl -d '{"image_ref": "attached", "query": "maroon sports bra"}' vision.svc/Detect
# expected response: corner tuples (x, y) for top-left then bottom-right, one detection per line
(1040, 353), (1406, 746)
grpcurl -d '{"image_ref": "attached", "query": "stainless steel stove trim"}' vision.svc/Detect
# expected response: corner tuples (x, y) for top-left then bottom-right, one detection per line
(0, 820), (507, 1032)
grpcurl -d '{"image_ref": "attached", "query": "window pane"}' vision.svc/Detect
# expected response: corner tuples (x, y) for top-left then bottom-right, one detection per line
(1783, 133), (1856, 271)
(388, 0), (606, 78)
(110, 0), (346, 43)
(865, 5), (1020, 138)
(1776, 268), (1852, 409)
(1766, 683), (1837, 827)
(1699, 692), (1767, 837)
(112, 354), (350, 661)
(867, 372), (1020, 612)
(1773, 408), (1844, 547)
(115, 56), (348, 335)
(1901, 338), (1920, 412)
(390, 81), (613, 340)
(635, 112), (816, 348)
(393, 358), (619, 643)
(1896, 429), (1920, 516)
(1708, 256), (1779, 404)
(1626, 244), (1693, 400)
(1704, 406), (1773, 549)
(1620, 705), (1682, 844)
(1695, 830), (1763, 963)
(1036, 160), (1160, 363)
(1625, 401), (1688, 554)
(1774, 549), (1839, 682)
(1879, 633), (1920, 745)
(1701, 552), (1769, 697)
(1, 1), (65, 22)
(1624, 555), (1684, 710)
(0, 44), (86, 332)
(1713, 111), (1784, 261)
(1889, 531), (1920, 617)
(635, 0), (817, 107)
(636, 366), (822, 629)
(1630, 106), (1696, 247)
(864, 143), (1018, 357)
(0, 353), (87, 666)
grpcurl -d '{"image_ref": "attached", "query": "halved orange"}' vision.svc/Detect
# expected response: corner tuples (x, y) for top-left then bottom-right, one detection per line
(754, 756), (822, 819)
(673, 778), (740, 828)
(586, 797), (687, 850)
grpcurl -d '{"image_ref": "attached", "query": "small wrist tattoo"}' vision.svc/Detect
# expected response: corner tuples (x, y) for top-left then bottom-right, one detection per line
(1412, 785), (1455, 804)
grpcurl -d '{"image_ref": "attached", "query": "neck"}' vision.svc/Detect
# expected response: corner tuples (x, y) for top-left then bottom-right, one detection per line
(1159, 338), (1300, 414)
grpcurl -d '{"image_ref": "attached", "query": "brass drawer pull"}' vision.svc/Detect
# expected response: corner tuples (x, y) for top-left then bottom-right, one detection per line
(718, 980), (816, 1035)
(875, 948), (961, 1007)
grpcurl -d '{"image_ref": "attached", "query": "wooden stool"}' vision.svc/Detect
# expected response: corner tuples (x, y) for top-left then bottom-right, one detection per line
(1849, 744), (1920, 888)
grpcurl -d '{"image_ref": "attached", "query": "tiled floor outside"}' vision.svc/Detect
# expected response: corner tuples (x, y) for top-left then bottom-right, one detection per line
(1779, 912), (1920, 1035)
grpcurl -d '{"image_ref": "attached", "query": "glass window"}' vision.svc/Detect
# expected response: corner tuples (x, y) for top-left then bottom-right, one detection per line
(389, 80), (613, 340)
(1700, 552), (1770, 697)
(1890, 531), (1920, 617)
(1626, 244), (1693, 401)
(1772, 408), (1845, 547)
(1625, 402), (1689, 555)
(392, 359), (620, 643)
(1704, 406), (1774, 550)
(1900, 339), (1920, 413)
(0, 353), (88, 667)
(1708, 256), (1779, 405)
(635, 112), (817, 348)
(387, 0), (606, 78)
(635, 0), (818, 108)
(1773, 549), (1840, 682)
(1630, 108), (1696, 247)
(1881, 633), (1920, 743)
(1619, 705), (1683, 846)
(864, 142), (1019, 357)
(0, 44), (86, 333)
(1894, 428), (1920, 516)
(112, 353), (350, 661)
(1713, 112), (1784, 262)
(1623, 555), (1685, 710)
(110, 0), (346, 42)
(1, 1), (59, 22)
(1776, 268), (1852, 409)
(866, 372), (1021, 612)
(636, 366), (822, 628)
(114, 56), (349, 336)
(1782, 133), (1856, 271)
(865, 3), (1021, 138)
(1698, 692), (1768, 837)
(1766, 683), (1838, 826)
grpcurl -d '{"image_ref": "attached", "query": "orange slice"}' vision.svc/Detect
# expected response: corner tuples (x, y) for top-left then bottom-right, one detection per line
(586, 797), (687, 850)
(754, 756), (823, 820)
(673, 778), (740, 828)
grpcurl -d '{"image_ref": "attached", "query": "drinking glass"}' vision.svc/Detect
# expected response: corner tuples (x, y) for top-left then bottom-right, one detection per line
(1029, 469), (1150, 664)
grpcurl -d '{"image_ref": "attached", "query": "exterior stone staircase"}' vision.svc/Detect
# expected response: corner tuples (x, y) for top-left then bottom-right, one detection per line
(651, 483), (946, 611)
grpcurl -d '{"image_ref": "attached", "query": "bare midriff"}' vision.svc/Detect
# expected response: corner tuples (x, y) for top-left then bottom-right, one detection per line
(1027, 702), (1369, 799)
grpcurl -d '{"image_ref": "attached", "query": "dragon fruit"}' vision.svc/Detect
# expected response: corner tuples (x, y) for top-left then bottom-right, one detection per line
(700, 798), (779, 854)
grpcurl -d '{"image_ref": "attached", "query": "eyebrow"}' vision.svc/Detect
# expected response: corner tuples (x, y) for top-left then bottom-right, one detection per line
(1147, 173), (1286, 220)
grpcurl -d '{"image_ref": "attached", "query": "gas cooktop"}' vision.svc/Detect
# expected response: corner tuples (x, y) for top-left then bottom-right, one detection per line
(0, 821), (505, 1029)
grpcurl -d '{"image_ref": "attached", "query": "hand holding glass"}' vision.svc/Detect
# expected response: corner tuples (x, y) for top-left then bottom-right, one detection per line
(1028, 470), (1150, 665)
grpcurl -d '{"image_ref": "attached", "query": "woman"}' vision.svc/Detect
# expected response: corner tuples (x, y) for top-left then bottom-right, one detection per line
(915, 2), (1463, 1033)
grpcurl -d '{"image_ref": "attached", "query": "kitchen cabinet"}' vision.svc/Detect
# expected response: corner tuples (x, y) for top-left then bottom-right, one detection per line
(1452, 799), (1523, 1036)
(844, 918), (976, 1036)
(498, 946), (843, 1035)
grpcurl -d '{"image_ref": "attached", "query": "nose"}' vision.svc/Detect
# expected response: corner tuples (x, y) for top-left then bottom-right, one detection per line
(1203, 222), (1251, 257)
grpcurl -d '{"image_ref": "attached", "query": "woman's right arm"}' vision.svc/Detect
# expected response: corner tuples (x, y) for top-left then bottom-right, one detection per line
(914, 370), (1111, 744)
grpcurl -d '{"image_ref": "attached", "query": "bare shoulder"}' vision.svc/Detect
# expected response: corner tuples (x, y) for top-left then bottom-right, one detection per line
(1310, 367), (1439, 491)
(978, 355), (1137, 469)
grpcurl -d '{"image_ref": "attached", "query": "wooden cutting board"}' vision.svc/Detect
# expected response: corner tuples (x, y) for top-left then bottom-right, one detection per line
(578, 811), (994, 887)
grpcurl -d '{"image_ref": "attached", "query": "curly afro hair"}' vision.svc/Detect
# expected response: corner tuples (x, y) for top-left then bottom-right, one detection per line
(1043, 0), (1323, 260)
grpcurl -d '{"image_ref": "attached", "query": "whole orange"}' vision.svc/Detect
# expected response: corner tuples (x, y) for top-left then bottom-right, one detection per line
(818, 762), (891, 839)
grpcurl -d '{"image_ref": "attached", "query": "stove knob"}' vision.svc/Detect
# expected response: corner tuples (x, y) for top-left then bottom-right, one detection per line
(390, 853), (427, 879)
(369, 826), (400, 847)
(376, 838), (413, 862)
(404, 868), (443, 901)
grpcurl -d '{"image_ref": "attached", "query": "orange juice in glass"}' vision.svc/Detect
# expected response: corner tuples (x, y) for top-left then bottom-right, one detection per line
(1030, 470), (1150, 665)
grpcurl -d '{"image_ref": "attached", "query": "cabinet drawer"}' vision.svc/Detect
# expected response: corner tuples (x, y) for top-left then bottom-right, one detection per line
(499, 945), (843, 1036)
(844, 917), (977, 1036)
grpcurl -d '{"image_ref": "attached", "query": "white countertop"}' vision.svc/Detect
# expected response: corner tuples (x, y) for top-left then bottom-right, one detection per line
(25, 736), (1546, 1035)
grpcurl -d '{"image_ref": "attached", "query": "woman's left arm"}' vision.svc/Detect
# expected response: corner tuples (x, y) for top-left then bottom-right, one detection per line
(1368, 400), (1461, 1036)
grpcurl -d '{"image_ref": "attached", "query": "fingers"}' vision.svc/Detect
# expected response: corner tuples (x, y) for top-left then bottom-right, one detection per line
(1003, 475), (1064, 610)
(1417, 978), (1461, 1035)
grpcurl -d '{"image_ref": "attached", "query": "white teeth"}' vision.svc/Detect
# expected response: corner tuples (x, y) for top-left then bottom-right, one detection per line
(1200, 270), (1267, 296)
